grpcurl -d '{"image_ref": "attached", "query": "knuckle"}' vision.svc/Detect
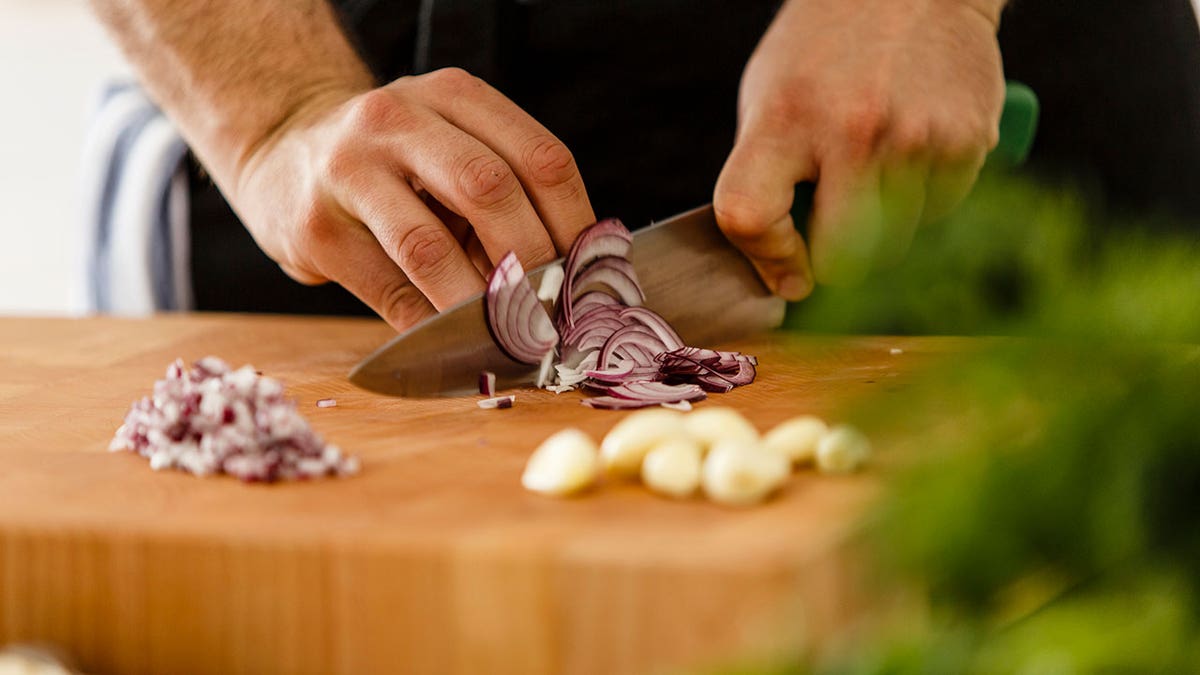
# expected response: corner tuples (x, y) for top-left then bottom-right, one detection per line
(347, 89), (419, 134)
(840, 96), (890, 155)
(456, 155), (519, 210)
(395, 223), (455, 281)
(524, 240), (558, 267)
(755, 90), (810, 132)
(376, 277), (429, 329)
(423, 66), (480, 96)
(523, 136), (579, 188)
(713, 190), (774, 241)
(940, 122), (989, 161)
(890, 117), (931, 156)
(295, 204), (340, 251)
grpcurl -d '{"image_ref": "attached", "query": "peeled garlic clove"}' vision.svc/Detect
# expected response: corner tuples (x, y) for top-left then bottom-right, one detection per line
(815, 425), (872, 474)
(762, 415), (828, 466)
(701, 440), (790, 507)
(600, 408), (685, 477)
(683, 407), (759, 451)
(522, 428), (599, 496)
(641, 438), (703, 499)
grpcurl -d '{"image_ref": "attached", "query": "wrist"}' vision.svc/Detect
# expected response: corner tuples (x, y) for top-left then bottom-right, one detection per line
(225, 79), (366, 196)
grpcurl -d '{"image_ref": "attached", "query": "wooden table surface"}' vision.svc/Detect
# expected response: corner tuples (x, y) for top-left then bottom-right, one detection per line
(0, 314), (959, 675)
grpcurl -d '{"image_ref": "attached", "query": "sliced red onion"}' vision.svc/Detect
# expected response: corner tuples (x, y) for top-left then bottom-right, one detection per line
(570, 291), (622, 317)
(110, 357), (358, 482)
(480, 217), (762, 409)
(537, 263), (565, 302)
(570, 257), (645, 307)
(598, 324), (666, 369)
(535, 349), (556, 389)
(580, 396), (666, 410)
(562, 311), (626, 349)
(478, 395), (515, 410)
(584, 359), (633, 382)
(558, 219), (633, 329)
(485, 252), (559, 365)
(608, 381), (707, 403)
(694, 376), (736, 393)
(479, 371), (497, 397)
(618, 307), (684, 351)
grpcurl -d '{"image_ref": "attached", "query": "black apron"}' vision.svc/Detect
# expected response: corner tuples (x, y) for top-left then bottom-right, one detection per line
(189, 0), (1200, 317)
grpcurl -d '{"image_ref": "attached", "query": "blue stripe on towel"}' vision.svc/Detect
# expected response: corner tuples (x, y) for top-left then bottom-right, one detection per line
(92, 98), (158, 311)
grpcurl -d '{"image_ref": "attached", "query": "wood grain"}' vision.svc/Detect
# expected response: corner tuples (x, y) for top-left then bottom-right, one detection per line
(0, 315), (959, 675)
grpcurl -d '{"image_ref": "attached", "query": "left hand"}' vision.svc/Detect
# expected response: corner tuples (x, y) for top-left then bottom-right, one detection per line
(714, 0), (1007, 296)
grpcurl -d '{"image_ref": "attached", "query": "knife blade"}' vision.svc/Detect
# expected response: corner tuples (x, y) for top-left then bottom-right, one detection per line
(349, 204), (786, 397)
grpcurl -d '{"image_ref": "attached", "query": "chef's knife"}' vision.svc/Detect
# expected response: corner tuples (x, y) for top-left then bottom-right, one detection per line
(350, 83), (1039, 397)
(350, 204), (784, 396)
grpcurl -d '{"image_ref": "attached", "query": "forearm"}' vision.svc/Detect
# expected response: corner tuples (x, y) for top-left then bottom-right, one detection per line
(88, 0), (374, 191)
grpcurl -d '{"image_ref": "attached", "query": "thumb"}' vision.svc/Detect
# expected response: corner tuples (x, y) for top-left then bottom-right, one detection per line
(713, 133), (815, 301)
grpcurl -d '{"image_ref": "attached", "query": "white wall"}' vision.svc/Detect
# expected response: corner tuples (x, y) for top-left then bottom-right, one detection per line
(0, 0), (127, 315)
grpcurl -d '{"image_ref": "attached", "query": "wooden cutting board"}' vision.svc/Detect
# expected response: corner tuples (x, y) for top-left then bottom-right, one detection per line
(0, 315), (956, 675)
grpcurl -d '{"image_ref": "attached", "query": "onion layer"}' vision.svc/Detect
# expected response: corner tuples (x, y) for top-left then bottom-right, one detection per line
(485, 252), (559, 365)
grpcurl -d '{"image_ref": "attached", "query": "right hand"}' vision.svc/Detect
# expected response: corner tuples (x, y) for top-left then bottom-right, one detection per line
(229, 67), (596, 331)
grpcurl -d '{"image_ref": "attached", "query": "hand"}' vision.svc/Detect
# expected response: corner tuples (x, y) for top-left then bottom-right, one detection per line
(714, 0), (1007, 296)
(231, 68), (596, 330)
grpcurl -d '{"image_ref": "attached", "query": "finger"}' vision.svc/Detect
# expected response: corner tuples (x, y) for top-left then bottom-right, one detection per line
(875, 155), (930, 268)
(338, 172), (485, 310)
(464, 229), (492, 278)
(713, 134), (815, 301)
(808, 157), (886, 287)
(308, 222), (437, 331)
(921, 149), (987, 224)
(392, 112), (559, 272)
(414, 69), (596, 254)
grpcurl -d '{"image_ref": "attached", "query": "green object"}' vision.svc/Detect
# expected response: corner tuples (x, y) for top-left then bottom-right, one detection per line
(991, 81), (1040, 168)
(789, 81), (1040, 226)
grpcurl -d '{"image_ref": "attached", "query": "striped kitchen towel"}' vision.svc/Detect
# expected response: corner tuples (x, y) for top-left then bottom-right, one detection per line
(76, 81), (192, 315)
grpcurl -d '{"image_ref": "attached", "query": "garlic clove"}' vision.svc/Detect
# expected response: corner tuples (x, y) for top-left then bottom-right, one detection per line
(762, 415), (828, 466)
(599, 408), (685, 477)
(682, 407), (759, 451)
(701, 440), (790, 507)
(815, 425), (872, 474)
(522, 428), (599, 496)
(641, 437), (703, 499)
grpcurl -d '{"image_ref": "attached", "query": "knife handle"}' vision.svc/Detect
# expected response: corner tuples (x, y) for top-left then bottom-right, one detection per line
(789, 81), (1040, 224)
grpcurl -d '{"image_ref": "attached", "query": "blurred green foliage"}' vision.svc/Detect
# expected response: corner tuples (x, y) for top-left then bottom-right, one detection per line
(723, 174), (1200, 674)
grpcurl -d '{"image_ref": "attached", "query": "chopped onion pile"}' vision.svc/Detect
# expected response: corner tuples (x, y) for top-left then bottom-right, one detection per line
(483, 218), (758, 409)
(109, 357), (359, 482)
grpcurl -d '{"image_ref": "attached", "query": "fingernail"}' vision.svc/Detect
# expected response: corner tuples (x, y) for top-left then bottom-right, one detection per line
(777, 273), (812, 301)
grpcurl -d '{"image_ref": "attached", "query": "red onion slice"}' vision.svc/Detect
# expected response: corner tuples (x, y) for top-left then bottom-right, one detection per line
(581, 396), (666, 410)
(558, 219), (633, 329)
(584, 360), (633, 382)
(485, 252), (559, 365)
(570, 257), (645, 307)
(571, 291), (622, 316)
(598, 325), (667, 369)
(608, 381), (707, 403)
(617, 307), (684, 351)
(479, 371), (497, 397)
(478, 395), (516, 410)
